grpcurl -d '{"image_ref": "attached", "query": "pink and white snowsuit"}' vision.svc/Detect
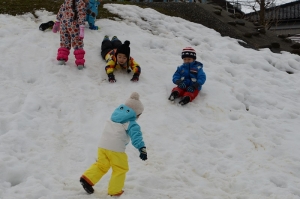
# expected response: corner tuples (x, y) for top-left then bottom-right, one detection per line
(56, 0), (86, 66)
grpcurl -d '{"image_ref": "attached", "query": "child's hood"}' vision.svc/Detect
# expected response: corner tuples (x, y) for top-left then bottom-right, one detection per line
(111, 104), (137, 123)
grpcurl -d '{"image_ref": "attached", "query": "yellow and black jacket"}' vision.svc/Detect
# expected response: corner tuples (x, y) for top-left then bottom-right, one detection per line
(104, 49), (141, 75)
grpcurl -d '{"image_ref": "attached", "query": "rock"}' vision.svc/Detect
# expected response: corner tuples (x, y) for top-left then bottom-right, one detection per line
(213, 10), (222, 15)
(228, 21), (236, 26)
(291, 43), (300, 49)
(229, 14), (236, 18)
(238, 41), (253, 49)
(258, 28), (266, 34)
(271, 42), (280, 48)
(254, 26), (264, 29)
(236, 19), (245, 26)
(259, 44), (271, 48)
(251, 32), (260, 36)
(283, 38), (292, 43)
(291, 49), (300, 55)
(278, 34), (288, 39)
(244, 33), (252, 38)
(234, 13), (242, 19)
(213, 6), (222, 11)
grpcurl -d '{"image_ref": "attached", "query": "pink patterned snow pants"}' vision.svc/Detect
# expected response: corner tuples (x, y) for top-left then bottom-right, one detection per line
(59, 22), (84, 50)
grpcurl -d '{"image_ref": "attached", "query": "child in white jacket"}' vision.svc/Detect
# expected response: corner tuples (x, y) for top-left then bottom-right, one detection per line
(80, 92), (147, 196)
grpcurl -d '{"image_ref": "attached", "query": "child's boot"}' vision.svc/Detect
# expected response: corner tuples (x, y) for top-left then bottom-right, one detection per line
(74, 49), (85, 70)
(103, 35), (109, 41)
(80, 177), (94, 194)
(89, 23), (99, 30)
(57, 47), (70, 65)
(111, 36), (118, 41)
(179, 96), (190, 106)
(168, 91), (179, 102)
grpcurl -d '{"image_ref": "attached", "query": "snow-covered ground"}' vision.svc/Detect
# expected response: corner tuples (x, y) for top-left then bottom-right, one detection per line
(1, 4), (300, 199)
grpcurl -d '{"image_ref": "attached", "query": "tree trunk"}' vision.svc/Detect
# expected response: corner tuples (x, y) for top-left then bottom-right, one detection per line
(259, 0), (266, 26)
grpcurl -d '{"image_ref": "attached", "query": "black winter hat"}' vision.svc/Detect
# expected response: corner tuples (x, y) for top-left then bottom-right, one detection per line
(181, 47), (196, 60)
(116, 40), (130, 60)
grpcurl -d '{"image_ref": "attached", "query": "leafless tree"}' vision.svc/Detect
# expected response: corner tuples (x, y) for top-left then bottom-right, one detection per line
(239, 0), (276, 26)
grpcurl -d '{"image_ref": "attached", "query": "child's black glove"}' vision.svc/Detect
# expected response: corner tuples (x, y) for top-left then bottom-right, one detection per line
(108, 73), (116, 83)
(175, 79), (186, 89)
(139, 147), (147, 161)
(131, 74), (139, 82)
(187, 82), (199, 93)
(187, 86), (195, 93)
(178, 82), (186, 89)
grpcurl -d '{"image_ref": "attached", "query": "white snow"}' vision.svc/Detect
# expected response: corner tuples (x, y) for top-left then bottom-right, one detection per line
(1, 4), (300, 199)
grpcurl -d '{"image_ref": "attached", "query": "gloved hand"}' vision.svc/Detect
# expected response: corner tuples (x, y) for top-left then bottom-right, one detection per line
(79, 25), (85, 40)
(52, 21), (60, 33)
(187, 86), (195, 93)
(178, 82), (186, 89)
(175, 79), (186, 89)
(131, 74), (139, 82)
(139, 147), (147, 161)
(108, 73), (116, 83)
(187, 82), (200, 93)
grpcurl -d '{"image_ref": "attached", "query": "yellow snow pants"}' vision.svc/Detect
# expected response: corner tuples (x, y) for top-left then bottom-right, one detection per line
(81, 148), (129, 195)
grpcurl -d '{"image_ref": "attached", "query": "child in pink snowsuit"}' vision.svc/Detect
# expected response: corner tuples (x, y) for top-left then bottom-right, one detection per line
(53, 0), (88, 69)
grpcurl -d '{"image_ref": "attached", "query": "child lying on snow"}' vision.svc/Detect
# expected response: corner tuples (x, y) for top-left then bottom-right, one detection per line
(101, 35), (141, 83)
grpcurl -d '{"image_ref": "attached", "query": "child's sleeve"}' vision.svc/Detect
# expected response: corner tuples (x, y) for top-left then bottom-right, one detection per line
(129, 57), (141, 75)
(196, 67), (206, 86)
(56, 4), (64, 21)
(127, 122), (145, 150)
(86, 3), (91, 11)
(172, 66), (182, 84)
(104, 53), (116, 74)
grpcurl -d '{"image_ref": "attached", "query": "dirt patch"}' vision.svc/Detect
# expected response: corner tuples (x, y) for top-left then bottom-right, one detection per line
(136, 2), (298, 55)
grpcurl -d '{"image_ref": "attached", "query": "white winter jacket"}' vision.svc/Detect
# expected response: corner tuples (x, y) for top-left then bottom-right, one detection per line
(98, 120), (130, 152)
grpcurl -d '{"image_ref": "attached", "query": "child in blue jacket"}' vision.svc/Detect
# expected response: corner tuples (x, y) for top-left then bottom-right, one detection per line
(168, 47), (206, 105)
(86, 0), (101, 30)
(80, 92), (147, 197)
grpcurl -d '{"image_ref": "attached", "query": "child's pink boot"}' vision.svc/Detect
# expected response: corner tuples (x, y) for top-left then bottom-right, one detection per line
(57, 47), (70, 65)
(74, 49), (85, 70)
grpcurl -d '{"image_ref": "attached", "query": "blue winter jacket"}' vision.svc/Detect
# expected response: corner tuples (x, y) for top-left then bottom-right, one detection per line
(86, 0), (100, 26)
(111, 104), (145, 150)
(172, 61), (206, 90)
